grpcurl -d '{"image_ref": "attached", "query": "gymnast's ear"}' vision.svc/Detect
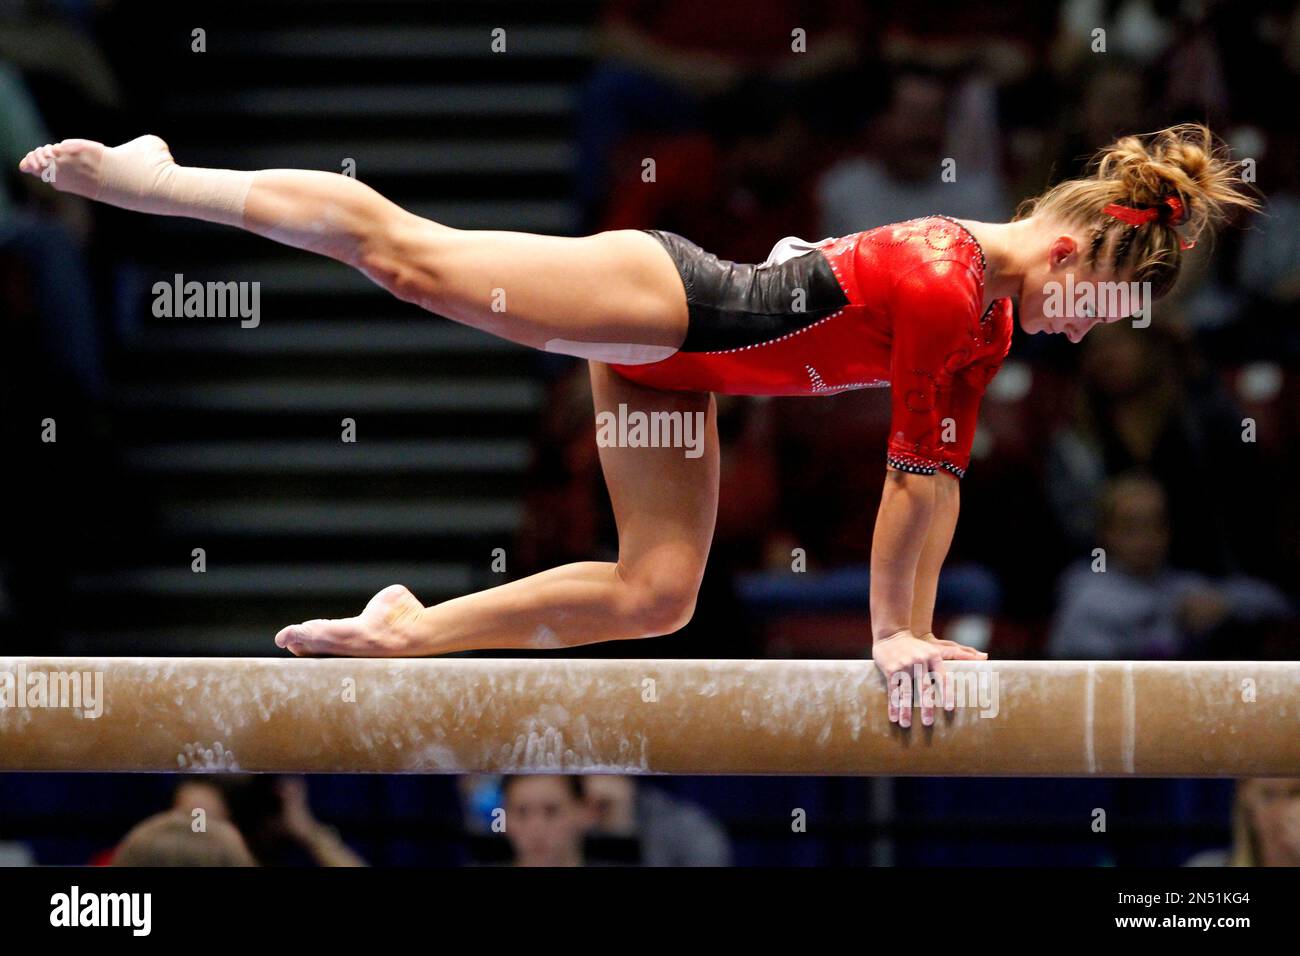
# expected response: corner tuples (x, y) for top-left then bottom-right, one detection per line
(1048, 234), (1080, 269)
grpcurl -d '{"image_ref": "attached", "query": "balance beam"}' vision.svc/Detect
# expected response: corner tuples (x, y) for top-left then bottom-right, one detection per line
(0, 657), (1296, 776)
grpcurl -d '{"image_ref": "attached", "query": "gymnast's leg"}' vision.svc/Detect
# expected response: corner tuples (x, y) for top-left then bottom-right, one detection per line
(18, 136), (688, 358)
(272, 362), (719, 655)
(18, 137), (714, 655)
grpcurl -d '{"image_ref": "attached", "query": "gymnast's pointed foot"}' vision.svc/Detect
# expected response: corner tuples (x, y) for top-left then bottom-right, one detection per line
(18, 134), (172, 202)
(275, 584), (425, 657)
(18, 134), (250, 226)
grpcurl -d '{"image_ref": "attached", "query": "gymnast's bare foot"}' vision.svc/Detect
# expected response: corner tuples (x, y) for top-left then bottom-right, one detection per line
(18, 134), (176, 204)
(275, 584), (425, 657)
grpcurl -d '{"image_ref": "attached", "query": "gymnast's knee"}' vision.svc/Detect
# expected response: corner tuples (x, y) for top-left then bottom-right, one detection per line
(617, 567), (701, 637)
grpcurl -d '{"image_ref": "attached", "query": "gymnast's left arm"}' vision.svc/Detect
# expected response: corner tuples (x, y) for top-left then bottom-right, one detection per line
(870, 286), (992, 725)
(902, 341), (999, 657)
(871, 472), (987, 728)
(909, 472), (959, 640)
(909, 475), (986, 659)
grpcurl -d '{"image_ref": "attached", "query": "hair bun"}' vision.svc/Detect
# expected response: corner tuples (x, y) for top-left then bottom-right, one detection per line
(1097, 124), (1255, 239)
(1014, 123), (1259, 299)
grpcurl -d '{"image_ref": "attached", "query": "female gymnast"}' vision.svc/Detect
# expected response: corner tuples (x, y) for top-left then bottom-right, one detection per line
(20, 122), (1254, 727)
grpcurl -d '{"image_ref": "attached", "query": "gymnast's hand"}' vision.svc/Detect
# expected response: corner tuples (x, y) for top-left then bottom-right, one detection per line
(871, 629), (987, 728)
(274, 584), (425, 657)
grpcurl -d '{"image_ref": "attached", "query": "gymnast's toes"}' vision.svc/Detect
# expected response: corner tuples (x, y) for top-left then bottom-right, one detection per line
(274, 620), (336, 656)
(19, 138), (107, 197)
(273, 618), (369, 656)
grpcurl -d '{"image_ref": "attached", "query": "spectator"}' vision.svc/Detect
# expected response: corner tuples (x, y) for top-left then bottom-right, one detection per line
(1043, 324), (1248, 576)
(578, 0), (867, 224)
(172, 776), (233, 823)
(222, 776), (367, 866)
(817, 67), (1009, 237)
(1238, 130), (1300, 312)
(501, 775), (594, 867)
(1186, 778), (1300, 867)
(585, 775), (733, 866)
(1052, 0), (1175, 74)
(882, 1), (1048, 83)
(1047, 473), (1291, 659)
(110, 811), (256, 867)
(88, 775), (234, 865)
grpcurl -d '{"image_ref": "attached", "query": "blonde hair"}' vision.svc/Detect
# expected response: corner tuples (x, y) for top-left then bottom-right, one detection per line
(1017, 124), (1259, 297)
(111, 811), (257, 866)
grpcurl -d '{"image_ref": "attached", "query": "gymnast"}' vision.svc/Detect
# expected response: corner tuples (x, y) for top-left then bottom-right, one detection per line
(20, 123), (1255, 726)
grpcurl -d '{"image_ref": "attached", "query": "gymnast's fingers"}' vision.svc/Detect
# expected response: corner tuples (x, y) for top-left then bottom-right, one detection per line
(941, 660), (961, 712)
(931, 638), (988, 660)
(889, 667), (912, 727)
(920, 657), (945, 726)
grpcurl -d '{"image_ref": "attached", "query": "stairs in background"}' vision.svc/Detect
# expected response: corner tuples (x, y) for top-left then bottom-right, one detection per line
(66, 0), (599, 653)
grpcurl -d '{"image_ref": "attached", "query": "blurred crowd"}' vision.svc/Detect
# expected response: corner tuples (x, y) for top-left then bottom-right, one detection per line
(1, 772), (733, 867)
(2, 770), (1295, 867)
(517, 0), (1300, 663)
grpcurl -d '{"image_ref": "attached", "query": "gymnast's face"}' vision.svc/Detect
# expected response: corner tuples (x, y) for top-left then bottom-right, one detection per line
(504, 776), (592, 867)
(1017, 232), (1138, 343)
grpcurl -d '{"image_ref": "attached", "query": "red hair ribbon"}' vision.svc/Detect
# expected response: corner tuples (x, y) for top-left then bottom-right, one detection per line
(1102, 195), (1195, 249)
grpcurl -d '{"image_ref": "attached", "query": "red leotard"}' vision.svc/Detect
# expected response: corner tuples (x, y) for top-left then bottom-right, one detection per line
(610, 216), (1014, 478)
